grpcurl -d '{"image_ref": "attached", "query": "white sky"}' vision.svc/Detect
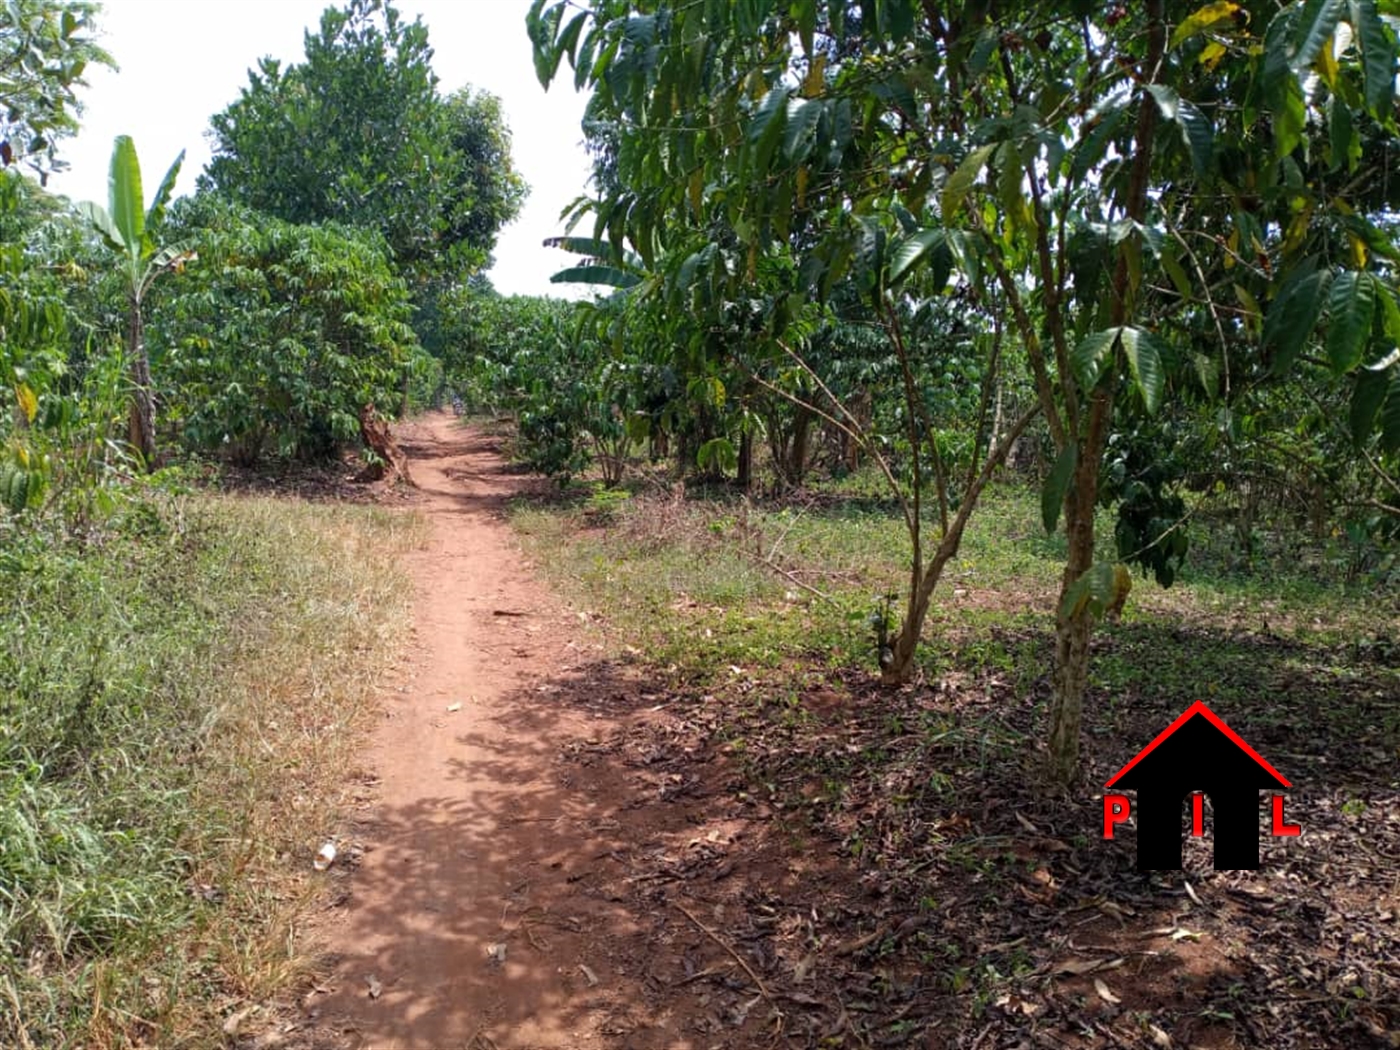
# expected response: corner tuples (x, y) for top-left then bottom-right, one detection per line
(47, 0), (593, 298)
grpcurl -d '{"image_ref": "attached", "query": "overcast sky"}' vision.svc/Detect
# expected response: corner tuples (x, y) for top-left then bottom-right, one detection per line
(47, 0), (594, 298)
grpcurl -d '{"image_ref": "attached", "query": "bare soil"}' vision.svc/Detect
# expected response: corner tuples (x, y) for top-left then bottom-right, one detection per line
(287, 412), (1399, 1050)
(302, 413), (704, 1048)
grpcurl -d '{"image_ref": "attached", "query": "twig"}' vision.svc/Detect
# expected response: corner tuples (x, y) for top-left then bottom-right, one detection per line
(675, 900), (779, 1008)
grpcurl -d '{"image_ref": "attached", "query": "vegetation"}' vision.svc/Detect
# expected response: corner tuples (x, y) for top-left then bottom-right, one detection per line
(527, 0), (1400, 781)
(202, 0), (525, 280)
(0, 491), (417, 1046)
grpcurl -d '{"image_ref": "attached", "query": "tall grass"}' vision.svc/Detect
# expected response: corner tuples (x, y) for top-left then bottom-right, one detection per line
(0, 491), (419, 1048)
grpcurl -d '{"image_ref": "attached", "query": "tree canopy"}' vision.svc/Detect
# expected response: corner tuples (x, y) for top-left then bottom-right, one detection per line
(202, 0), (524, 279)
(0, 0), (111, 179)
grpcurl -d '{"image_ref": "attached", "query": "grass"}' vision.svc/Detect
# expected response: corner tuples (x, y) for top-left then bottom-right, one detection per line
(511, 472), (1396, 687)
(0, 489), (420, 1048)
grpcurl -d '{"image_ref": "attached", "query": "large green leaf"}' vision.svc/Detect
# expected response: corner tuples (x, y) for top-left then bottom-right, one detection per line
(1068, 104), (1126, 186)
(549, 265), (641, 288)
(1352, 0), (1396, 113)
(1070, 328), (1120, 390)
(144, 148), (186, 243)
(887, 227), (945, 286)
(108, 134), (144, 256)
(782, 98), (822, 162)
(1351, 363), (1390, 444)
(1119, 327), (1166, 414)
(1263, 268), (1330, 374)
(1326, 271), (1376, 372)
(747, 86), (789, 146)
(1289, 0), (1345, 75)
(76, 201), (123, 253)
(940, 143), (996, 222)
(1383, 369), (1400, 453)
(1042, 443), (1077, 534)
(1146, 85), (1213, 176)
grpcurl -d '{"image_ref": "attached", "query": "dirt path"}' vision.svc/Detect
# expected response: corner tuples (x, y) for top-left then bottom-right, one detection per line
(309, 413), (693, 1049)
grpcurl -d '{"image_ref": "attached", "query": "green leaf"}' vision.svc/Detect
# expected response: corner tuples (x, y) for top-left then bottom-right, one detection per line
(1120, 327), (1166, 413)
(1354, 0), (1397, 114)
(1263, 268), (1330, 374)
(1146, 85), (1213, 176)
(108, 135), (145, 255)
(76, 200), (124, 253)
(1326, 271), (1377, 372)
(556, 11), (588, 64)
(1069, 105), (1126, 186)
(1042, 443), (1077, 534)
(1059, 560), (1117, 621)
(550, 265), (641, 288)
(940, 143), (996, 222)
(888, 228), (945, 286)
(1351, 363), (1390, 444)
(1070, 329), (1119, 390)
(1290, 0), (1345, 75)
(145, 148), (185, 241)
(1383, 369), (1400, 453)
(747, 86), (789, 146)
(782, 98), (822, 162)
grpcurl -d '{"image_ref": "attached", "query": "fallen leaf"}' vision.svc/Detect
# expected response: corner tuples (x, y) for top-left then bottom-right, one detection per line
(1148, 1022), (1172, 1047)
(446, 702), (462, 713)
(223, 1005), (257, 1036)
(578, 963), (599, 987)
(365, 975), (382, 999)
(1014, 811), (1040, 834)
(1093, 977), (1121, 1004)
(1052, 963), (1103, 980)
(1184, 880), (1202, 907)
(486, 942), (508, 964)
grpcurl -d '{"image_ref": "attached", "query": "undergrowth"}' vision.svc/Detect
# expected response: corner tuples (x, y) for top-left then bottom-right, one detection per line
(510, 476), (1398, 700)
(0, 492), (419, 1048)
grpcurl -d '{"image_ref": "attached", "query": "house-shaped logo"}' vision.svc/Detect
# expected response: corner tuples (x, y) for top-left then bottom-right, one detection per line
(1102, 701), (1300, 870)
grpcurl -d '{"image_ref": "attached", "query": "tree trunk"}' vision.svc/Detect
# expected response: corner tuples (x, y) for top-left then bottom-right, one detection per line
(128, 301), (156, 469)
(1047, 435), (1101, 783)
(1045, 0), (1164, 785)
(737, 429), (753, 490)
(357, 403), (415, 485)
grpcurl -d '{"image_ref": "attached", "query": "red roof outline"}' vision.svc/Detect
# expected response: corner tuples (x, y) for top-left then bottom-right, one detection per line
(1104, 700), (1291, 789)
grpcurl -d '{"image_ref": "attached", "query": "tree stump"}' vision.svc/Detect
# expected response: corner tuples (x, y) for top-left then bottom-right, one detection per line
(357, 403), (415, 486)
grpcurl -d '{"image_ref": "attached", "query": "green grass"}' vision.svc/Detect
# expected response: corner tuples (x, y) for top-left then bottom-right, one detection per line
(0, 490), (419, 1048)
(510, 474), (1397, 689)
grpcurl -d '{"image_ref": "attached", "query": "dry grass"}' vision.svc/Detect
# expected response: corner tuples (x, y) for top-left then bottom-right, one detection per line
(0, 492), (423, 1048)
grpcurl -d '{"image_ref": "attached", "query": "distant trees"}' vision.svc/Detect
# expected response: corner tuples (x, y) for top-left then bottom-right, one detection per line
(202, 0), (524, 281)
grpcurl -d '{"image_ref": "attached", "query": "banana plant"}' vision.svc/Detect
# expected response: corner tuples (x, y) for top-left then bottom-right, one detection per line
(78, 135), (189, 468)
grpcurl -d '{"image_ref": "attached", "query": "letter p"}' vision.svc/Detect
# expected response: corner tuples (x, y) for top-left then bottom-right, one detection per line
(1103, 793), (1131, 838)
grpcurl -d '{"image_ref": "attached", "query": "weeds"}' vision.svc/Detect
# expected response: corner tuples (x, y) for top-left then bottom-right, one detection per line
(0, 493), (418, 1048)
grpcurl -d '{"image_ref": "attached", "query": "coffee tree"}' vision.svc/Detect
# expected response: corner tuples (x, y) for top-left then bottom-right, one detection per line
(531, 0), (1400, 782)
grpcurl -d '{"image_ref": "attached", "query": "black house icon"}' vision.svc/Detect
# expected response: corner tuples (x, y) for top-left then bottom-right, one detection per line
(1106, 701), (1290, 870)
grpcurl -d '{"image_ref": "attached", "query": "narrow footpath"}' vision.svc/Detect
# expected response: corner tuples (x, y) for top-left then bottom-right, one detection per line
(310, 412), (692, 1049)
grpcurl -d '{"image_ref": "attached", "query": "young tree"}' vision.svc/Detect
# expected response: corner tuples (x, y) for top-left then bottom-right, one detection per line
(531, 0), (1400, 782)
(77, 136), (187, 468)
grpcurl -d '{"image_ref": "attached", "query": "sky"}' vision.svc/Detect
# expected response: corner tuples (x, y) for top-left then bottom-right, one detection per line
(46, 0), (595, 298)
